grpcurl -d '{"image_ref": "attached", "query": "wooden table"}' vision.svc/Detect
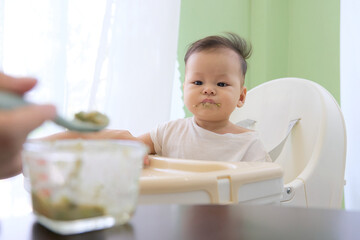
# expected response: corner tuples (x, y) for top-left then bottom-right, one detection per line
(1, 204), (360, 240)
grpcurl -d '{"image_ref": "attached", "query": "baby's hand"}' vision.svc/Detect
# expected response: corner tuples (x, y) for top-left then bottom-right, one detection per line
(143, 155), (150, 167)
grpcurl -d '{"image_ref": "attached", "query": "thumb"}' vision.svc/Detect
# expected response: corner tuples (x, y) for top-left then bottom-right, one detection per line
(8, 104), (57, 135)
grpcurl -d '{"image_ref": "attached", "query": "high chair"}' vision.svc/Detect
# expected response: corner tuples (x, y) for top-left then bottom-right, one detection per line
(139, 78), (346, 208)
(230, 77), (346, 208)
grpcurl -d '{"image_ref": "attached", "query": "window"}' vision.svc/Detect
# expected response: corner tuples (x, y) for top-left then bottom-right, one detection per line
(0, 0), (183, 217)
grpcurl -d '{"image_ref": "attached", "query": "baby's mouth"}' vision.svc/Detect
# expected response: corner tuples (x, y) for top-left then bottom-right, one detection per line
(193, 101), (221, 108)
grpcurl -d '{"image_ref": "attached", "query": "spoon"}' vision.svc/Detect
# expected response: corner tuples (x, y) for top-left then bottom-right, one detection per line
(0, 90), (108, 132)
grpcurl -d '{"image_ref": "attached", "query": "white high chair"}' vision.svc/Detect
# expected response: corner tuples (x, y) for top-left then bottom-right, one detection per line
(230, 77), (347, 208)
(139, 78), (346, 209)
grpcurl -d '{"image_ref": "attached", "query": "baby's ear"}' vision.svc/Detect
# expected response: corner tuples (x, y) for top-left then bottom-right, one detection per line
(237, 87), (247, 108)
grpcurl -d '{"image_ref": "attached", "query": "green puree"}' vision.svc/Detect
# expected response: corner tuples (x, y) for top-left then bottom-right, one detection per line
(31, 158), (105, 221)
(32, 192), (105, 221)
(74, 111), (109, 126)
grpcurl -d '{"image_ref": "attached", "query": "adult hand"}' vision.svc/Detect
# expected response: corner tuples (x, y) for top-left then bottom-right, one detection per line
(0, 72), (56, 179)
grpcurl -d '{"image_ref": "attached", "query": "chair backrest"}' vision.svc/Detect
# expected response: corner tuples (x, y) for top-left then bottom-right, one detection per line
(230, 78), (346, 207)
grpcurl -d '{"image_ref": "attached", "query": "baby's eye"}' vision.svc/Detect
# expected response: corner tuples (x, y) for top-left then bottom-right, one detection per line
(217, 82), (228, 87)
(194, 81), (203, 85)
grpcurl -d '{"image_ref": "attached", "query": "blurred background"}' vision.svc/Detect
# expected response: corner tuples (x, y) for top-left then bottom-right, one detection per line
(0, 0), (359, 213)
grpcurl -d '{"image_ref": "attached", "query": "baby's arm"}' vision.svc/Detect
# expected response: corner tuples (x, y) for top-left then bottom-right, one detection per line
(39, 130), (155, 165)
(39, 130), (155, 154)
(39, 129), (136, 141)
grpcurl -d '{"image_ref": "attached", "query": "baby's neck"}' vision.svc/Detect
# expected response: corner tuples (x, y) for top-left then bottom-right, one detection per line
(194, 117), (249, 134)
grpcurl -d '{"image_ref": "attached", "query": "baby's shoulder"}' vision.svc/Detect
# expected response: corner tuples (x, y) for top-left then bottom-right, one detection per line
(229, 124), (253, 134)
(158, 118), (191, 132)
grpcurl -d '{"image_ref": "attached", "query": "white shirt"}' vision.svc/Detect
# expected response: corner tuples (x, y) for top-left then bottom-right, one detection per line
(150, 117), (271, 162)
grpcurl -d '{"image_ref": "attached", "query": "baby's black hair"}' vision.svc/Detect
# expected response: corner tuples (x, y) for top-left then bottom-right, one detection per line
(184, 32), (252, 76)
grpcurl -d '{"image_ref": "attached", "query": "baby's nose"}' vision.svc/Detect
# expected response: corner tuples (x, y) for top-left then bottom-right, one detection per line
(202, 87), (216, 95)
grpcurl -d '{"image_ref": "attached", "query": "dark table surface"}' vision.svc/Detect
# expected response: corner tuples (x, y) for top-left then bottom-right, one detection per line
(1, 204), (360, 240)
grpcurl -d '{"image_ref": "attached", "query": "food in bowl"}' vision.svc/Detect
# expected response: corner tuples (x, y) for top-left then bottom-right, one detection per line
(22, 139), (147, 235)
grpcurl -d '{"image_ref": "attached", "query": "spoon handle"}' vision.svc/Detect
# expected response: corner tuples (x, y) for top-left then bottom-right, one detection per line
(0, 90), (29, 109)
(0, 91), (71, 130)
(0, 90), (107, 132)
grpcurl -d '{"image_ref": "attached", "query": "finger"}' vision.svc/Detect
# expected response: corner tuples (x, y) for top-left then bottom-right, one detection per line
(143, 155), (150, 166)
(0, 72), (37, 94)
(4, 104), (56, 135)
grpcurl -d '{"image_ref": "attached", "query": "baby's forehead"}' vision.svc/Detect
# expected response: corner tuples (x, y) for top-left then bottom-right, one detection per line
(187, 48), (246, 81)
(187, 47), (242, 65)
(186, 48), (243, 70)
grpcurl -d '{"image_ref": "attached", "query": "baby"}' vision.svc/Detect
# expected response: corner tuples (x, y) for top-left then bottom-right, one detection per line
(143, 33), (271, 162)
(46, 33), (271, 162)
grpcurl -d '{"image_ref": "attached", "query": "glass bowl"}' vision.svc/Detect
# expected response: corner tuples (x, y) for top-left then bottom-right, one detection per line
(22, 139), (147, 235)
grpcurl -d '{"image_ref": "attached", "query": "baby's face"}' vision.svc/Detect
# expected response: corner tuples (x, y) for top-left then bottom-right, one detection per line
(183, 48), (246, 122)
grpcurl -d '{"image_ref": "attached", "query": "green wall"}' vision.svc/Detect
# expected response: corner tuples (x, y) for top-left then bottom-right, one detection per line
(177, 0), (340, 117)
